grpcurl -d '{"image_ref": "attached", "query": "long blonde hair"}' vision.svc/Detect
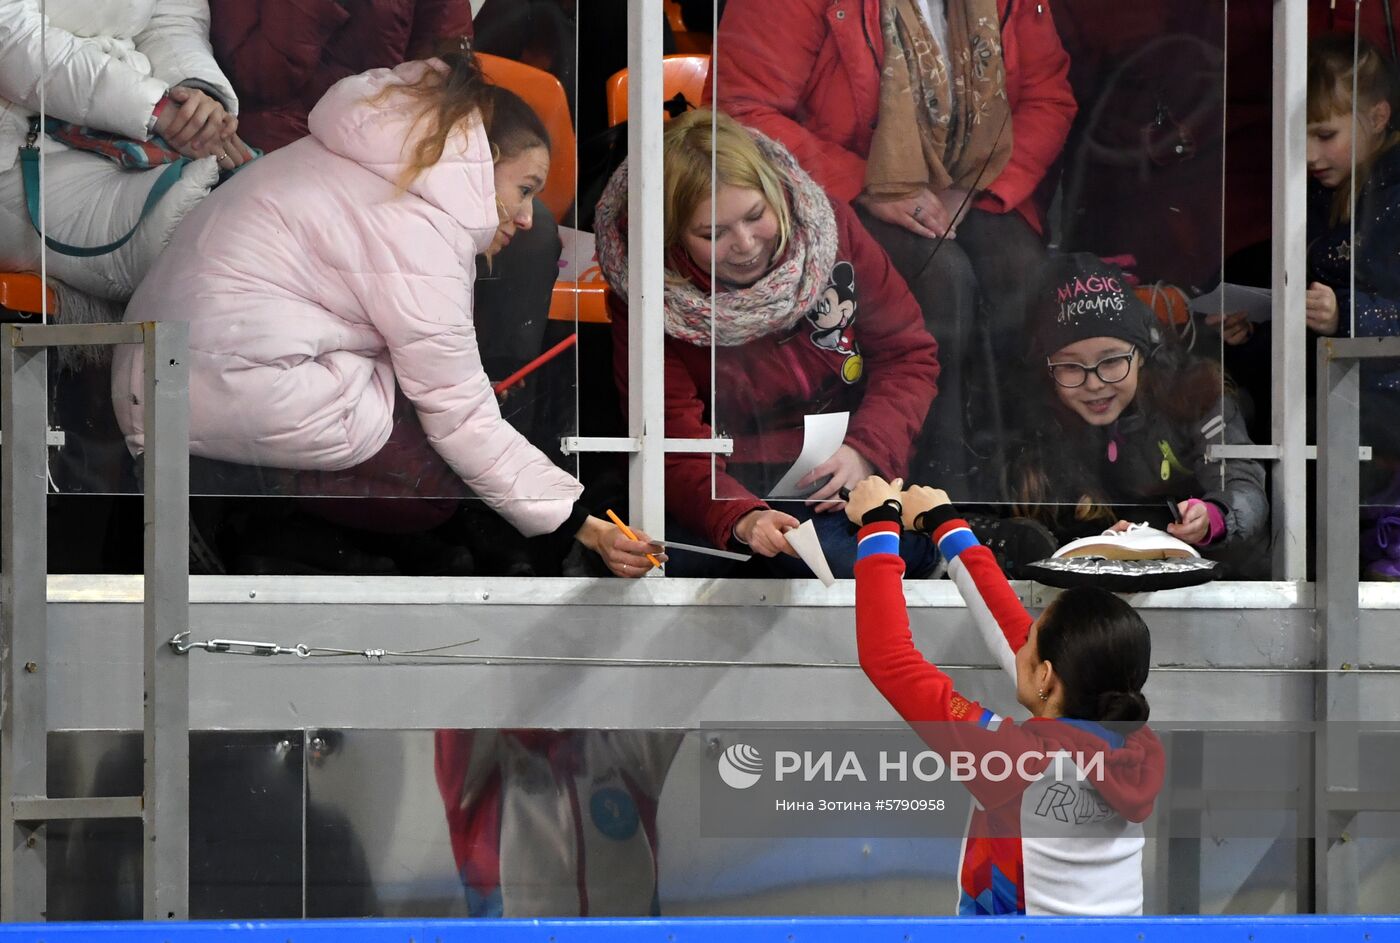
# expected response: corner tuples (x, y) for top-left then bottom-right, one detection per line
(662, 110), (792, 267)
(1309, 34), (1400, 224)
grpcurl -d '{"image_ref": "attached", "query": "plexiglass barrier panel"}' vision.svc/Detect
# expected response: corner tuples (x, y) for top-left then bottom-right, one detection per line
(50, 725), (1400, 918)
(681, 0), (1258, 578)
(46, 731), (308, 920)
(18, 4), (587, 572)
(1331, 14), (1400, 571)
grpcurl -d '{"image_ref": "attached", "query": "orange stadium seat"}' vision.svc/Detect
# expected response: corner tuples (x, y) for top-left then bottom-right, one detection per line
(665, 0), (713, 54)
(0, 272), (56, 320)
(606, 55), (711, 128)
(477, 53), (577, 222)
(476, 54), (606, 324)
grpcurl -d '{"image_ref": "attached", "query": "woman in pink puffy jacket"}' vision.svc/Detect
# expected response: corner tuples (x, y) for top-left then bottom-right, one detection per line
(112, 47), (660, 577)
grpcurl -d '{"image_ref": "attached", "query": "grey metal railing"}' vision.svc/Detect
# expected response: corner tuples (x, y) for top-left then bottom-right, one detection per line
(0, 321), (190, 921)
(1312, 334), (1400, 913)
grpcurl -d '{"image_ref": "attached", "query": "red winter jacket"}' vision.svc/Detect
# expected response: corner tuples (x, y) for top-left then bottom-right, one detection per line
(210, 0), (473, 152)
(610, 200), (940, 550)
(713, 0), (1077, 234)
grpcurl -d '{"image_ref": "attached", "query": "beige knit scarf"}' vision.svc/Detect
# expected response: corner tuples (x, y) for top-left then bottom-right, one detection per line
(864, 0), (1013, 201)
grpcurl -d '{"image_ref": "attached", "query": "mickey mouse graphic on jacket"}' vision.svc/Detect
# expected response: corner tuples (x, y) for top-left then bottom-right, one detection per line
(808, 260), (864, 384)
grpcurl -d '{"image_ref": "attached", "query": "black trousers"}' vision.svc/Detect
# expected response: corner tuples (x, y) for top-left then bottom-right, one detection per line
(857, 205), (1048, 498)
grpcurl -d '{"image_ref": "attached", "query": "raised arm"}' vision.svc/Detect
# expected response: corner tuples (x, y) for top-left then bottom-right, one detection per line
(849, 482), (1045, 812)
(901, 489), (1033, 683)
(853, 510), (992, 724)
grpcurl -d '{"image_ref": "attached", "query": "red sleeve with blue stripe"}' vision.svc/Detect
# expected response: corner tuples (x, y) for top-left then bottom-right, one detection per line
(854, 521), (980, 724)
(854, 517), (1048, 811)
(926, 511), (1033, 681)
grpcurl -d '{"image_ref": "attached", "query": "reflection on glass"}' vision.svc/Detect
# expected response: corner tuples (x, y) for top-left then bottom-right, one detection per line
(433, 729), (680, 917)
(48, 724), (1391, 918)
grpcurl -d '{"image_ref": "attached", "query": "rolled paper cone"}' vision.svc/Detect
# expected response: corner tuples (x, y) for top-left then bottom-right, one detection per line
(787, 518), (837, 587)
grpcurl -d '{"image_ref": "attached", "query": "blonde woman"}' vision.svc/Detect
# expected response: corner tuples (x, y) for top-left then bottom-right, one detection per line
(596, 110), (942, 578)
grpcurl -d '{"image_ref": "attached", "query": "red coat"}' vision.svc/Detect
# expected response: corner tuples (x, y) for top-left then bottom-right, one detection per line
(1310, 1), (1400, 54)
(713, 0), (1077, 233)
(610, 201), (940, 550)
(210, 0), (474, 152)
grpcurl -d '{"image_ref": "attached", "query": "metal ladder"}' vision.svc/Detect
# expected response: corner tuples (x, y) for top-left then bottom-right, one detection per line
(0, 321), (190, 920)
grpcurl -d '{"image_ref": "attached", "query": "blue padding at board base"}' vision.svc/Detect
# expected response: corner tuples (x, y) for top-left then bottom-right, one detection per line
(2, 916), (1400, 942)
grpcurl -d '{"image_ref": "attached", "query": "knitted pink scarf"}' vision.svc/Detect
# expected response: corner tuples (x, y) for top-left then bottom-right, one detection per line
(594, 129), (838, 347)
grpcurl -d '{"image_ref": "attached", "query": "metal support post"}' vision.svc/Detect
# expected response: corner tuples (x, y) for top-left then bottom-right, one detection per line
(0, 322), (190, 922)
(1314, 339), (1359, 914)
(143, 324), (191, 919)
(1272, 0), (1309, 581)
(1312, 335), (1400, 912)
(626, 0), (667, 548)
(0, 330), (50, 920)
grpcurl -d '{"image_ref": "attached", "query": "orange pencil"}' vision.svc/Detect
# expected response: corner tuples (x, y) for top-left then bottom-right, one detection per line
(605, 508), (663, 569)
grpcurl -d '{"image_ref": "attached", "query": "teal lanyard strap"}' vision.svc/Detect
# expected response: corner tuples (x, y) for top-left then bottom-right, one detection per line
(19, 142), (188, 258)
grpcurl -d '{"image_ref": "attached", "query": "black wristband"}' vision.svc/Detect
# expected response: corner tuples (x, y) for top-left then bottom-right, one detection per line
(861, 500), (903, 527)
(912, 503), (959, 534)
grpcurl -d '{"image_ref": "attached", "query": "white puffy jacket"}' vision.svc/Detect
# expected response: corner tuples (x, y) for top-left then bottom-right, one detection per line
(0, 0), (238, 172)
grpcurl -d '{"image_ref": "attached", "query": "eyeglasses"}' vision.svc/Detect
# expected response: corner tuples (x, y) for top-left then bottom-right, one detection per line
(1046, 349), (1137, 388)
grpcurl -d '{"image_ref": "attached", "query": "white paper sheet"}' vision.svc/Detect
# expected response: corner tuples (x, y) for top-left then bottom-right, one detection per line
(556, 226), (601, 283)
(767, 412), (850, 498)
(785, 519), (836, 586)
(1189, 282), (1273, 323)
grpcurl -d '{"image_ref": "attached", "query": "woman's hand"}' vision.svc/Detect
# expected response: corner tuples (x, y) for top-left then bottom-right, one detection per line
(155, 86), (236, 158)
(734, 509), (800, 558)
(899, 485), (951, 532)
(1306, 282), (1340, 335)
(576, 516), (666, 578)
(843, 475), (903, 525)
(857, 190), (953, 240)
(1167, 500), (1212, 545)
(213, 133), (255, 172)
(799, 444), (875, 513)
(1204, 311), (1254, 346)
